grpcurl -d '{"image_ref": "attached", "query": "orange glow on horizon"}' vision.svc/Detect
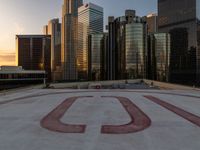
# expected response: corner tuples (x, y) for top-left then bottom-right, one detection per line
(0, 51), (16, 66)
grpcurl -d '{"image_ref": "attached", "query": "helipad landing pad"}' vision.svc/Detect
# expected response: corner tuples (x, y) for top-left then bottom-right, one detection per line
(0, 89), (200, 150)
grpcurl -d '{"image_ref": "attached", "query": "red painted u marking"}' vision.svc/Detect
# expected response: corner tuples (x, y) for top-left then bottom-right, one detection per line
(40, 96), (91, 133)
(101, 96), (151, 134)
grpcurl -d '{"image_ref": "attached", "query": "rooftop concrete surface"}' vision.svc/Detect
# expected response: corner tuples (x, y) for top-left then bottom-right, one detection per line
(0, 88), (200, 150)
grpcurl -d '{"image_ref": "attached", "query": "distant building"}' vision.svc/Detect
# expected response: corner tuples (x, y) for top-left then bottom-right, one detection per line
(147, 13), (158, 33)
(107, 10), (148, 80)
(43, 18), (62, 81)
(148, 33), (171, 82)
(16, 35), (51, 80)
(0, 66), (46, 90)
(78, 3), (103, 80)
(61, 0), (83, 81)
(158, 0), (200, 85)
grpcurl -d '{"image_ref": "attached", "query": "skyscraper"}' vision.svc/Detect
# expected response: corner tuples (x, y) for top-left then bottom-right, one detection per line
(78, 3), (103, 80)
(158, 0), (200, 85)
(44, 19), (62, 81)
(61, 0), (83, 81)
(107, 10), (148, 80)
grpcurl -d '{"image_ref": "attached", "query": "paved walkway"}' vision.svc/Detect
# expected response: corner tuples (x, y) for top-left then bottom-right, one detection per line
(0, 89), (200, 150)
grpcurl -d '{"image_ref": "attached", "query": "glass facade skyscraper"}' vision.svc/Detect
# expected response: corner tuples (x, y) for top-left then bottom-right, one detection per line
(88, 34), (104, 81)
(78, 3), (103, 80)
(61, 0), (83, 81)
(158, 0), (200, 84)
(154, 33), (170, 81)
(126, 23), (147, 79)
(108, 10), (147, 80)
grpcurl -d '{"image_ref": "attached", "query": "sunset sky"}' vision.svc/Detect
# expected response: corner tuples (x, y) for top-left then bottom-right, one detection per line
(0, 0), (157, 66)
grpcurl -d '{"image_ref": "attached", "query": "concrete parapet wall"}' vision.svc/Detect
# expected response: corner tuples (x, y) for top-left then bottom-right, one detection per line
(52, 79), (143, 89)
(143, 79), (200, 90)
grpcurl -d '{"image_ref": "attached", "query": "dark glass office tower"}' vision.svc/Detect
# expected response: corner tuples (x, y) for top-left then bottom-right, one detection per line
(61, 0), (83, 81)
(101, 33), (109, 80)
(115, 16), (127, 80)
(16, 35), (51, 80)
(158, 0), (200, 85)
(107, 16), (116, 80)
